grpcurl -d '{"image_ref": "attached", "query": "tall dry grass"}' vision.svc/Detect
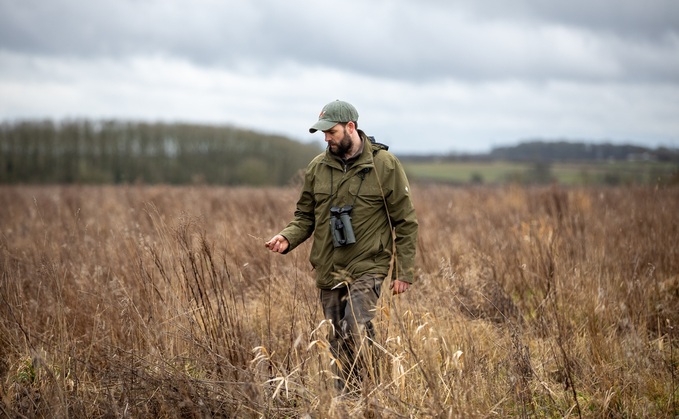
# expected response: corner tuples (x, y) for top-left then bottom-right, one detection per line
(1, 184), (677, 418)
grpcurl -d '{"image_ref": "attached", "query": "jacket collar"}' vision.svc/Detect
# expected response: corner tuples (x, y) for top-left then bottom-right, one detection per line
(323, 132), (376, 170)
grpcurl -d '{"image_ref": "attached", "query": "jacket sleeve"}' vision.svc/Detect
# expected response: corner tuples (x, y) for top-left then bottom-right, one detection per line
(278, 165), (316, 253)
(384, 156), (418, 283)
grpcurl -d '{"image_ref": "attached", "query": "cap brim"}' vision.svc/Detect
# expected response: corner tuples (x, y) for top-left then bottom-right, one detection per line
(309, 120), (338, 133)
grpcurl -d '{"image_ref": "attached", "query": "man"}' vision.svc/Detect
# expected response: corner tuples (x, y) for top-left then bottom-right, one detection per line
(265, 100), (418, 392)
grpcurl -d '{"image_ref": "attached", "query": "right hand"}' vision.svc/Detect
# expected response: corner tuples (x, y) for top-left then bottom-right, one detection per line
(265, 235), (289, 254)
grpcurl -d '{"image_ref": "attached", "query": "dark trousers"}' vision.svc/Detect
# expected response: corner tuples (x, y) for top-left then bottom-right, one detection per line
(320, 274), (384, 392)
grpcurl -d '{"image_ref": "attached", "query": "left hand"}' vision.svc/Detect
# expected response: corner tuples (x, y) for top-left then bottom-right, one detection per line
(390, 279), (410, 295)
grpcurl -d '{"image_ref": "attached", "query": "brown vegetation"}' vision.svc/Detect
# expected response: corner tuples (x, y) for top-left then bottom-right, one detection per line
(1, 184), (678, 417)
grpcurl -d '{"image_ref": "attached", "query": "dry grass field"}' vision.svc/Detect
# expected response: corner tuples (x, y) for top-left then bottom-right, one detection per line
(1, 184), (678, 418)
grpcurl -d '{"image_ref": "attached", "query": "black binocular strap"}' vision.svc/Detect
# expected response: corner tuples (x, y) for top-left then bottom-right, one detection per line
(330, 167), (370, 208)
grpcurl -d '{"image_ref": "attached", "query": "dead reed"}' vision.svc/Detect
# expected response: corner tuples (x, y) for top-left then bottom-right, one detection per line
(1, 184), (677, 418)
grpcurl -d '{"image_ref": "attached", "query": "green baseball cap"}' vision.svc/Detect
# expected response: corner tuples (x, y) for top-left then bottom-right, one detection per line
(309, 100), (359, 133)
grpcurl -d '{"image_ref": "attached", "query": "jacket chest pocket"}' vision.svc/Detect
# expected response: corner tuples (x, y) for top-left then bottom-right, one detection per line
(348, 173), (383, 204)
(313, 179), (332, 209)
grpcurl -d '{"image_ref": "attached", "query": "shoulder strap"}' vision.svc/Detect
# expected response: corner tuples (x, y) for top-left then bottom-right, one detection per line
(370, 143), (398, 282)
(368, 135), (389, 151)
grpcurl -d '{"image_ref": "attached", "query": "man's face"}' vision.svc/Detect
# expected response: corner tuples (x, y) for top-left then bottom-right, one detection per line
(323, 123), (352, 157)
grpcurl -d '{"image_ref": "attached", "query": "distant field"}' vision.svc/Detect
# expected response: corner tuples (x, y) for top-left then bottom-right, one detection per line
(403, 160), (679, 186)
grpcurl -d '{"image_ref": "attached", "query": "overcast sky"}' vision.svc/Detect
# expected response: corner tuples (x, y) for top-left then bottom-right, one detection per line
(1, 0), (678, 153)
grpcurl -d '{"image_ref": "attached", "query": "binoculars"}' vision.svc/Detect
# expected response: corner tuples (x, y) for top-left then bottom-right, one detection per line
(330, 205), (356, 247)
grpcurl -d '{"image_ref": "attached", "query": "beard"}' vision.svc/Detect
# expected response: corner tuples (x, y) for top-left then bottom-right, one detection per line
(329, 128), (353, 157)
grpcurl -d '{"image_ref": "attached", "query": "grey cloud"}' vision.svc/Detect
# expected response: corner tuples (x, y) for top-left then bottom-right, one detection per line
(1, 0), (678, 84)
(1, 1), (260, 60)
(240, 1), (679, 83)
(514, 1), (678, 39)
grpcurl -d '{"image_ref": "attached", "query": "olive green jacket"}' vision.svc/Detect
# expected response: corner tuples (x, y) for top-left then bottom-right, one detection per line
(279, 132), (418, 290)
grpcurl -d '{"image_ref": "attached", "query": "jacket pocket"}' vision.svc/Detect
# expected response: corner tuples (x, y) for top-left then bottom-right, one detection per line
(348, 173), (382, 199)
(313, 177), (332, 200)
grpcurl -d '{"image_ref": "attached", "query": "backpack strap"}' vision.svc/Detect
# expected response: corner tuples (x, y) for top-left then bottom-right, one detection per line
(368, 136), (389, 151)
(365, 135), (398, 282)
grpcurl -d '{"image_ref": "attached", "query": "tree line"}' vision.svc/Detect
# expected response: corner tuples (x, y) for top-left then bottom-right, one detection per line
(400, 140), (679, 163)
(488, 140), (679, 162)
(0, 120), (322, 186)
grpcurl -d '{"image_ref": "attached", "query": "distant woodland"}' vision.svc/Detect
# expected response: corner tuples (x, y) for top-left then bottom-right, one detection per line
(1, 120), (322, 186)
(487, 141), (679, 162)
(400, 140), (679, 163)
(2, 120), (677, 186)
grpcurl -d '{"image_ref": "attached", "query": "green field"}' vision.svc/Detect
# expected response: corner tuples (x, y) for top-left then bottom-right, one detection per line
(403, 160), (679, 186)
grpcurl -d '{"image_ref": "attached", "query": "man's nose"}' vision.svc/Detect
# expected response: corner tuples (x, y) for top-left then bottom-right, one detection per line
(324, 132), (332, 142)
